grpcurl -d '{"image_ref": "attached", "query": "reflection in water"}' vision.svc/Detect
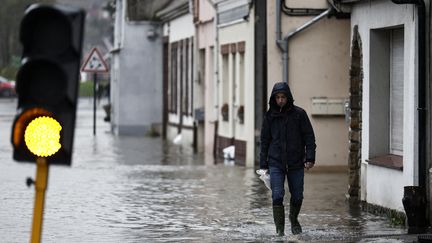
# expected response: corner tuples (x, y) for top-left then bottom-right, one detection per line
(0, 99), (406, 242)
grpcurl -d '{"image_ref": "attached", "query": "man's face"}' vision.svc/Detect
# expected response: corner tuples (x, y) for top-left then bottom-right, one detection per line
(275, 93), (287, 107)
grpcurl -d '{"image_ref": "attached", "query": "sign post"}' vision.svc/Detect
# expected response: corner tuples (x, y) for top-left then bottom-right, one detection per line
(81, 47), (109, 135)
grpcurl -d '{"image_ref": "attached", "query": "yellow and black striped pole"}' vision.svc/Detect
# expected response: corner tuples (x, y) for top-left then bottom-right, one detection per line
(31, 157), (49, 243)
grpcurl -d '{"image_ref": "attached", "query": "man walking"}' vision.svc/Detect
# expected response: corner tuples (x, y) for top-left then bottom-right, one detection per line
(259, 82), (316, 236)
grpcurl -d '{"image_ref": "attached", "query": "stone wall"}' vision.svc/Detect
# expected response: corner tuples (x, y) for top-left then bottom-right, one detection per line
(348, 25), (363, 202)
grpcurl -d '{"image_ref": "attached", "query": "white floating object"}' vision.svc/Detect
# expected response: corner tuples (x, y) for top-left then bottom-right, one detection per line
(222, 145), (235, 160)
(173, 133), (182, 144)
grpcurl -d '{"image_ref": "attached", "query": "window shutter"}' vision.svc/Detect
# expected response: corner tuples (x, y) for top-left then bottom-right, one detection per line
(390, 28), (404, 155)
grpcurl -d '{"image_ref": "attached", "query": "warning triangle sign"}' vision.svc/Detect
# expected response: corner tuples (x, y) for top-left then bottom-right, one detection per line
(81, 48), (109, 72)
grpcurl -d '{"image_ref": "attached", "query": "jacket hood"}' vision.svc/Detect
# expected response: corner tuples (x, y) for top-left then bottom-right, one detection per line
(269, 82), (294, 111)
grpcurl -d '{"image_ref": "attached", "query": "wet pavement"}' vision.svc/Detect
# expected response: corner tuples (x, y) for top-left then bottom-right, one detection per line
(0, 98), (417, 242)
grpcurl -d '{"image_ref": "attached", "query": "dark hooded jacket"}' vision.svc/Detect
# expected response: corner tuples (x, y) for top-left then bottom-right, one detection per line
(259, 82), (316, 170)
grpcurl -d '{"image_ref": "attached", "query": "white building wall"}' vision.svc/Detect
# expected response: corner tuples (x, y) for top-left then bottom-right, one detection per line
(218, 15), (255, 166)
(199, 0), (215, 22)
(110, 0), (163, 136)
(168, 14), (195, 42)
(164, 12), (196, 145)
(204, 45), (216, 162)
(352, 0), (418, 211)
(197, 2), (216, 161)
(116, 21), (163, 135)
(110, 0), (123, 134)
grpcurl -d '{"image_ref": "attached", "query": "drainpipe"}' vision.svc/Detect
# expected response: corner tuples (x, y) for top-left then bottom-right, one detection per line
(391, 0), (428, 233)
(391, 0), (427, 197)
(276, 0), (332, 83)
(276, 0), (287, 82)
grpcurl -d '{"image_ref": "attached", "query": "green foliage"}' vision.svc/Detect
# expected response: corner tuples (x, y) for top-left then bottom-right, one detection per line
(0, 55), (21, 80)
(390, 216), (405, 226)
(0, 65), (18, 80)
(79, 80), (109, 97)
(79, 81), (94, 97)
(363, 202), (406, 227)
(389, 210), (406, 226)
(0, 0), (55, 69)
(145, 128), (160, 137)
(10, 56), (21, 68)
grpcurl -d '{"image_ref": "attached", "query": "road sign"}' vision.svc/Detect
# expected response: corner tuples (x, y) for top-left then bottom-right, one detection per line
(81, 47), (108, 136)
(81, 48), (108, 72)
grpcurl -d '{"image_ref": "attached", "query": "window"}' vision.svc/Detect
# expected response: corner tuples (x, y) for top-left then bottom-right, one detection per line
(169, 42), (178, 113)
(183, 39), (188, 115)
(222, 53), (229, 108)
(239, 51), (245, 109)
(368, 27), (404, 170)
(190, 38), (194, 116)
(232, 51), (236, 106)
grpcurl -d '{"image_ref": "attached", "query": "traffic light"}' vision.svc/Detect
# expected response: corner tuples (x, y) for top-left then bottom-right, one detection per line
(11, 4), (85, 165)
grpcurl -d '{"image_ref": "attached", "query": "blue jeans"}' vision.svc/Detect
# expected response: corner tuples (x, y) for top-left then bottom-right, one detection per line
(269, 166), (304, 206)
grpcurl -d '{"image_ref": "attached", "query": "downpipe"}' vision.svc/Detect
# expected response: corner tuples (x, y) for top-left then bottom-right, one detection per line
(391, 0), (428, 233)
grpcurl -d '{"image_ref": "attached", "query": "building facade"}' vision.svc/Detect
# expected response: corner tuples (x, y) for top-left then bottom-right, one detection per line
(194, 0), (217, 162)
(157, 0), (199, 148)
(267, 0), (351, 170)
(110, 0), (163, 136)
(211, 0), (260, 167)
(343, 0), (430, 220)
(109, 0), (432, 224)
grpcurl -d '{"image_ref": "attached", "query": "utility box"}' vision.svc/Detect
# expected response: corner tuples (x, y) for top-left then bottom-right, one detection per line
(328, 98), (345, 114)
(311, 97), (346, 116)
(311, 98), (328, 115)
(194, 107), (205, 122)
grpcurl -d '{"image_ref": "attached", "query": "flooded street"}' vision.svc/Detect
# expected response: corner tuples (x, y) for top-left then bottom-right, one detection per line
(0, 98), (407, 242)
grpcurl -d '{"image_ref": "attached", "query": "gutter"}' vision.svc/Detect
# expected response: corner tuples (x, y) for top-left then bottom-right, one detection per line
(390, 0), (427, 193)
(276, 0), (333, 83)
(155, 0), (189, 22)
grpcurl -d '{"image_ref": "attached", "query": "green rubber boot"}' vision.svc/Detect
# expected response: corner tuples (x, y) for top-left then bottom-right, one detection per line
(289, 203), (302, 235)
(273, 205), (285, 236)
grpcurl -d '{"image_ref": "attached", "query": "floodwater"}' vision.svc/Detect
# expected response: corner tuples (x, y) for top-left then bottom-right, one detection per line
(0, 98), (406, 242)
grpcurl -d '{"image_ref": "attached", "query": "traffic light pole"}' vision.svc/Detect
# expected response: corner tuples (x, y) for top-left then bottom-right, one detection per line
(31, 157), (49, 243)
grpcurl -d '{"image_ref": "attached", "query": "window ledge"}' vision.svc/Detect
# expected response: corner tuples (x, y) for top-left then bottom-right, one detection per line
(367, 154), (403, 171)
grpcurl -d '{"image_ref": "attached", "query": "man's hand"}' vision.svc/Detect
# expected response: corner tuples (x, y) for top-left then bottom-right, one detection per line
(304, 162), (314, 170)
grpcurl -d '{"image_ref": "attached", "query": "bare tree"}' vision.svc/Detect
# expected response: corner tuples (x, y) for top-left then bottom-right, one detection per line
(0, 0), (54, 77)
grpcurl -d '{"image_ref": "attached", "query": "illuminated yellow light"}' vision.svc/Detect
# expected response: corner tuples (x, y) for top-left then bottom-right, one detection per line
(24, 116), (62, 157)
